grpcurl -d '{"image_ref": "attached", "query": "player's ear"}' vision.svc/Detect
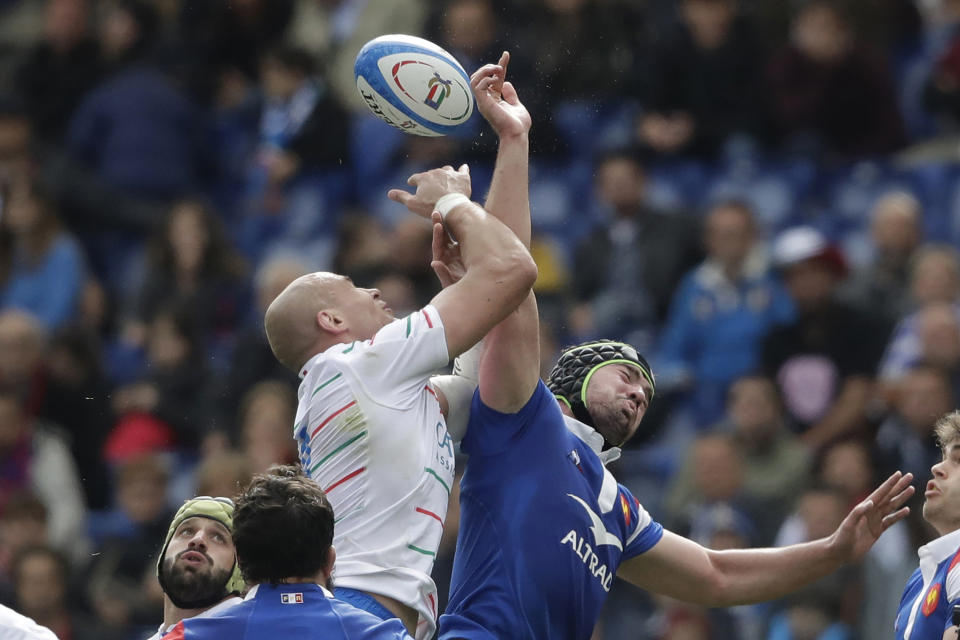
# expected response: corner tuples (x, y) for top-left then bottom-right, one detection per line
(317, 310), (345, 334)
(324, 546), (336, 580)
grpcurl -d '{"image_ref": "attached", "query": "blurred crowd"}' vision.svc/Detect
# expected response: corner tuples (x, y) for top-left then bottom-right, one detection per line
(0, 0), (958, 638)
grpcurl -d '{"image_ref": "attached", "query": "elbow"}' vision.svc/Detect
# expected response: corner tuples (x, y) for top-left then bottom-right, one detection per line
(490, 248), (538, 298)
(697, 554), (733, 607)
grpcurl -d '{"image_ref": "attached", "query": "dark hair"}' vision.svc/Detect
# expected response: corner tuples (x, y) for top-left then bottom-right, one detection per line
(261, 45), (316, 77)
(0, 179), (63, 286)
(3, 491), (47, 523)
(593, 146), (645, 174)
(11, 544), (68, 585)
(146, 198), (245, 280)
(232, 465), (334, 585)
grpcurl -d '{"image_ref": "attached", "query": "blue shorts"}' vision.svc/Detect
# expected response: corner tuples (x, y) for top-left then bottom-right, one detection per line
(334, 587), (395, 622)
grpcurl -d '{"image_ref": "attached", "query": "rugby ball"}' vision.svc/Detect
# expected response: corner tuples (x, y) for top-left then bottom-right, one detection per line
(354, 34), (474, 137)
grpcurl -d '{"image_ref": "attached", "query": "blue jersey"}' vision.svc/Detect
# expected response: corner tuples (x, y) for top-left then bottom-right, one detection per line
(162, 583), (412, 640)
(895, 528), (960, 639)
(439, 382), (663, 640)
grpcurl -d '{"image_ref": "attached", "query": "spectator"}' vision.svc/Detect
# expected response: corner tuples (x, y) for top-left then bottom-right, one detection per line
(177, 0), (294, 101)
(664, 433), (760, 538)
(127, 198), (246, 346)
(912, 303), (960, 398)
(0, 492), (47, 601)
(0, 98), (34, 186)
(726, 375), (811, 537)
(11, 545), (114, 640)
(194, 452), (252, 499)
(238, 381), (298, 474)
(235, 45), (351, 263)
(839, 191), (923, 332)
(12, 0), (101, 144)
(880, 246), (960, 381)
(571, 150), (702, 343)
(637, 0), (766, 158)
(668, 375), (810, 542)
(86, 453), (171, 636)
(657, 201), (793, 422)
(520, 0), (642, 108)
(772, 484), (863, 636)
(0, 179), (87, 329)
(217, 256), (305, 425)
(875, 365), (954, 481)
(39, 327), (113, 509)
(0, 388), (86, 565)
(111, 305), (215, 449)
(252, 45), (350, 186)
(66, 0), (205, 205)
(762, 227), (886, 450)
(0, 310), (48, 415)
(765, 0), (905, 158)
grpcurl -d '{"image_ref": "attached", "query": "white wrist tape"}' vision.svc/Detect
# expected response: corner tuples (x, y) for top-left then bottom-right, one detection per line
(435, 193), (471, 222)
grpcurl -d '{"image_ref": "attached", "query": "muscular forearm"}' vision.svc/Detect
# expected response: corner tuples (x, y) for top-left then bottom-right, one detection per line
(485, 132), (530, 246)
(707, 538), (842, 606)
(444, 200), (534, 281)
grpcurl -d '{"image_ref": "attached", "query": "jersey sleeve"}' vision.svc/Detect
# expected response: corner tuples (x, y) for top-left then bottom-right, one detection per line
(333, 306), (450, 406)
(618, 484), (664, 560)
(461, 380), (558, 457)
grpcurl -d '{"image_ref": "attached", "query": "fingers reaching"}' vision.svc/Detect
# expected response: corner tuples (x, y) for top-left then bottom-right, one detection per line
(881, 506), (911, 530)
(458, 164), (469, 174)
(387, 189), (412, 206)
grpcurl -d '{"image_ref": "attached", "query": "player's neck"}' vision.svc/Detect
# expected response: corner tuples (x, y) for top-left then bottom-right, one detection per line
(557, 400), (574, 418)
(163, 596), (225, 629)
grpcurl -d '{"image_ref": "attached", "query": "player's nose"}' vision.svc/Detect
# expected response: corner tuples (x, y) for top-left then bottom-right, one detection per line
(188, 532), (208, 550)
(367, 288), (382, 299)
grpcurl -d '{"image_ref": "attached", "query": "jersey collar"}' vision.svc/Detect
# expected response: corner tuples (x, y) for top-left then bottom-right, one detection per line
(244, 583), (335, 601)
(918, 527), (960, 579)
(563, 415), (621, 466)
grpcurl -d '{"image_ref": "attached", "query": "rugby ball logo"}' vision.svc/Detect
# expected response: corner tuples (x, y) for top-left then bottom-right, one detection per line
(355, 35), (474, 137)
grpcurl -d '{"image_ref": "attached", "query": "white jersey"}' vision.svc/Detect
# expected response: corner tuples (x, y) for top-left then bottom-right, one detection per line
(295, 305), (454, 640)
(0, 604), (57, 640)
(144, 596), (242, 640)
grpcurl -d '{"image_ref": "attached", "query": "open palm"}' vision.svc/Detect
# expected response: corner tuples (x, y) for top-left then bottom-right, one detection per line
(830, 471), (914, 563)
(471, 52), (531, 138)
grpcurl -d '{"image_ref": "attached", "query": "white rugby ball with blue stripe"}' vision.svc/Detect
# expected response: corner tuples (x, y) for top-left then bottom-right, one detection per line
(354, 34), (474, 137)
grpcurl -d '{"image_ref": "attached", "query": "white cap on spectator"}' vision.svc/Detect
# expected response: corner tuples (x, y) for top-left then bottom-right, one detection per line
(773, 226), (829, 268)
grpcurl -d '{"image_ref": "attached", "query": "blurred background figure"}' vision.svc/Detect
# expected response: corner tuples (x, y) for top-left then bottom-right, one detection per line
(762, 227), (886, 450)
(657, 201), (793, 423)
(637, 0), (765, 159)
(765, 0), (905, 158)
(0, 0), (958, 635)
(570, 150), (701, 347)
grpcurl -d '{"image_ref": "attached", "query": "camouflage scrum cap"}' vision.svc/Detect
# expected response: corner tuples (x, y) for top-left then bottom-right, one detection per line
(156, 496), (245, 607)
(546, 340), (655, 430)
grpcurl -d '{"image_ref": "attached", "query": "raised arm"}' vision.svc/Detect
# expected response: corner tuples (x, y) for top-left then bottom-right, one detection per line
(618, 471), (914, 606)
(472, 53), (542, 413)
(388, 166), (537, 359)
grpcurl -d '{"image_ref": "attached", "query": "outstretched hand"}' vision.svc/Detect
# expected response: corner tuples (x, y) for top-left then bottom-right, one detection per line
(430, 211), (465, 288)
(387, 164), (472, 218)
(471, 51), (531, 139)
(828, 471), (914, 563)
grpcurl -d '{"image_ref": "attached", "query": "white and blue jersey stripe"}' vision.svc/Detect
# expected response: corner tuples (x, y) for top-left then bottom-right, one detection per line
(896, 528), (960, 639)
(439, 381), (663, 640)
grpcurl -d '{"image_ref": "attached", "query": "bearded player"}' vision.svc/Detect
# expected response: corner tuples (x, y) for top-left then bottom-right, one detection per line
(263, 153), (536, 637)
(420, 54), (916, 640)
(147, 497), (245, 640)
